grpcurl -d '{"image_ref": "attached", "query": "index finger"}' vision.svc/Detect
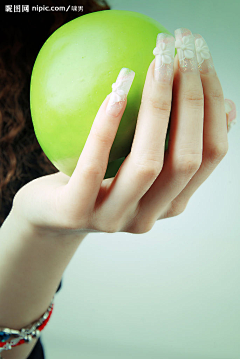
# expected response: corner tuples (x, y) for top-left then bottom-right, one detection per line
(65, 68), (135, 213)
(96, 33), (175, 214)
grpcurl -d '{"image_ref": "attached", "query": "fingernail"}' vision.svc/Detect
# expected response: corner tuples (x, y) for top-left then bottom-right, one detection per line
(224, 99), (237, 132)
(193, 34), (216, 74)
(106, 68), (135, 117)
(174, 27), (198, 73)
(153, 33), (175, 84)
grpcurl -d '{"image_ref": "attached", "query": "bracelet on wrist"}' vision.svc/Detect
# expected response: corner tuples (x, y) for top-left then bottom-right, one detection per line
(0, 296), (55, 357)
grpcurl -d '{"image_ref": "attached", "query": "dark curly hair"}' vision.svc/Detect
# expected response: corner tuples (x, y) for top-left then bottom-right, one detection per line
(0, 0), (110, 226)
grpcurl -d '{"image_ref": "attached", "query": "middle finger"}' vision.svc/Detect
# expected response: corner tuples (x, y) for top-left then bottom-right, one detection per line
(138, 28), (204, 218)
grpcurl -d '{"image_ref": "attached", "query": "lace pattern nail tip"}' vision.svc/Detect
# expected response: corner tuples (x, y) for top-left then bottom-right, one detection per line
(153, 33), (175, 83)
(193, 34), (215, 74)
(174, 27), (198, 73)
(106, 68), (135, 116)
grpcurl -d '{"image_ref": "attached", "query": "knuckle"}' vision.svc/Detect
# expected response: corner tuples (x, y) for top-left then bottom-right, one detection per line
(134, 159), (162, 179)
(209, 88), (224, 103)
(206, 143), (229, 164)
(183, 90), (204, 107)
(166, 199), (189, 218)
(81, 161), (105, 178)
(148, 96), (172, 114)
(121, 205), (156, 234)
(131, 219), (155, 234)
(173, 155), (202, 178)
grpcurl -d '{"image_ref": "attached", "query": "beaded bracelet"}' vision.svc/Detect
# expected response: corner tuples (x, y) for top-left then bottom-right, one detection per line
(0, 297), (54, 357)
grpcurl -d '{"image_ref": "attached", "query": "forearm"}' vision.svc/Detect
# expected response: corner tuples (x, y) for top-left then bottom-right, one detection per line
(0, 208), (88, 359)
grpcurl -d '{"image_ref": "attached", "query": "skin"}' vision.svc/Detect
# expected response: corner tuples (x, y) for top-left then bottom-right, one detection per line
(12, 50), (228, 236)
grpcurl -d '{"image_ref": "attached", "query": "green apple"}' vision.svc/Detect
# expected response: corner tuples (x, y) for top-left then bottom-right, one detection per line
(30, 10), (176, 179)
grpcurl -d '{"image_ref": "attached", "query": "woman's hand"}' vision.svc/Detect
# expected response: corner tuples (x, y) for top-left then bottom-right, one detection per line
(13, 28), (236, 236)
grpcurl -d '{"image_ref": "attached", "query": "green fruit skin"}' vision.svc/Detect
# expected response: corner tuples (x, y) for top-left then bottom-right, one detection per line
(30, 10), (176, 179)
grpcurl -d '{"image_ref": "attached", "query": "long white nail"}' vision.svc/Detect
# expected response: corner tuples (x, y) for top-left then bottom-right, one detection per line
(106, 68), (135, 117)
(175, 27), (198, 73)
(193, 34), (216, 74)
(153, 33), (175, 83)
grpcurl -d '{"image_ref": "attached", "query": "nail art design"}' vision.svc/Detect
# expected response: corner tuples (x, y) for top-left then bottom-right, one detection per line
(175, 35), (195, 60)
(106, 68), (135, 116)
(153, 33), (175, 83)
(193, 34), (215, 74)
(153, 34), (175, 64)
(111, 80), (125, 103)
(194, 37), (210, 65)
(174, 28), (198, 73)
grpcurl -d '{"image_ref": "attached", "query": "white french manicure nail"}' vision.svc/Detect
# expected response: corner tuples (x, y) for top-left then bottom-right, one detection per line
(153, 33), (175, 83)
(193, 34), (216, 74)
(175, 27), (198, 73)
(106, 68), (135, 117)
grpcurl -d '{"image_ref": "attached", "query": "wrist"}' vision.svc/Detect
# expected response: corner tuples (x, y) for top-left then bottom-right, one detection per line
(0, 205), (87, 330)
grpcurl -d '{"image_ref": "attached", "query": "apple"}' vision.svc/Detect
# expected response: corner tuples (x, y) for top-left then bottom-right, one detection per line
(30, 10), (176, 178)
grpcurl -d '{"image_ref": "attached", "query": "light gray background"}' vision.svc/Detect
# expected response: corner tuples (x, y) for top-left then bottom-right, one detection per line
(42, 0), (240, 358)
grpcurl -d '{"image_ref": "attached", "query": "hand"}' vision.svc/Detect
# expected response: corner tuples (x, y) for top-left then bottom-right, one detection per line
(13, 28), (235, 236)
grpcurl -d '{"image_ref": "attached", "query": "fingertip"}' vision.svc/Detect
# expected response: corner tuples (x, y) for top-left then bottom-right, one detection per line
(105, 67), (134, 117)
